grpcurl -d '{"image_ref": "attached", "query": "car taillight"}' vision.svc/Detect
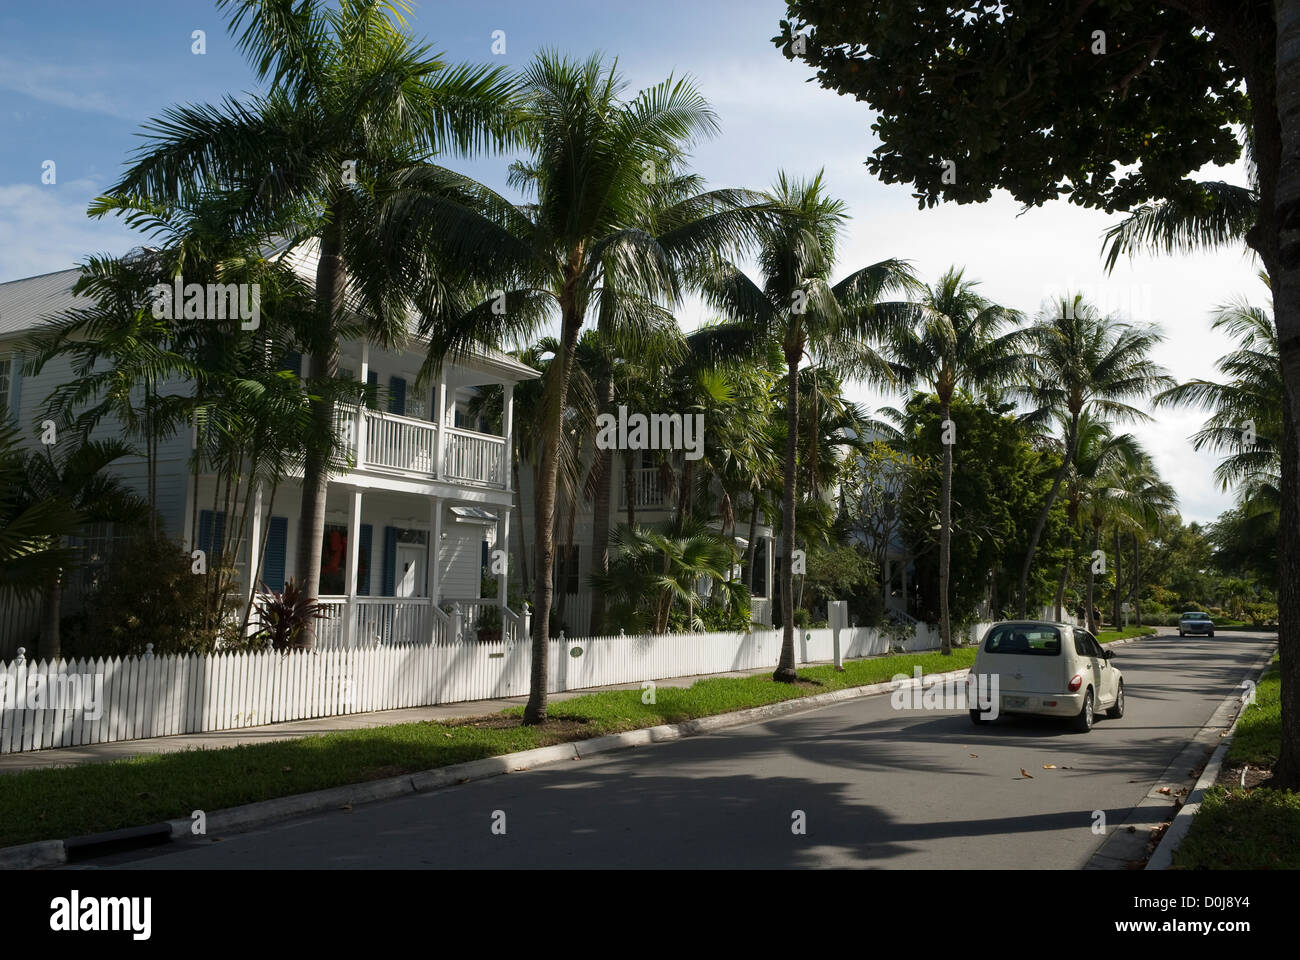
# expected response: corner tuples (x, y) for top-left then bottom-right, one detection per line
(1068, 673), (1084, 692)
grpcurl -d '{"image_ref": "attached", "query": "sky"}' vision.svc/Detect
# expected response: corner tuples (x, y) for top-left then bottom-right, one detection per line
(0, 0), (1265, 524)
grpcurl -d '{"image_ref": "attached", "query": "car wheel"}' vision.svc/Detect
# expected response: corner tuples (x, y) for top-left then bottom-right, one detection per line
(969, 709), (987, 725)
(1179, 630), (1184, 637)
(1106, 680), (1125, 719)
(1073, 689), (1094, 733)
(1209, 631), (1215, 638)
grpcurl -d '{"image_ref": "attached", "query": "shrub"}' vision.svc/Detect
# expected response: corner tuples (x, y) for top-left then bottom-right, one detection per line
(60, 534), (229, 657)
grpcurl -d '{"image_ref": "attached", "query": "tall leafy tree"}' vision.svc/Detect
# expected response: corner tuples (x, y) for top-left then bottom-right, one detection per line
(696, 171), (916, 682)
(891, 268), (1024, 653)
(107, 0), (522, 644)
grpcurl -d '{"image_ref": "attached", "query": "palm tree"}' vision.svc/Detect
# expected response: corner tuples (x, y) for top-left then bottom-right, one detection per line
(382, 53), (768, 721)
(1013, 297), (1174, 617)
(696, 171), (917, 682)
(11, 438), (149, 659)
(592, 520), (747, 634)
(107, 0), (522, 643)
(1069, 418), (1144, 632)
(1104, 451), (1177, 628)
(891, 268), (1024, 653)
(1154, 291), (1281, 506)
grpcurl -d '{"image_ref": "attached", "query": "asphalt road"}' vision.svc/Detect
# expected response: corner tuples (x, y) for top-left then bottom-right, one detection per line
(91, 631), (1276, 869)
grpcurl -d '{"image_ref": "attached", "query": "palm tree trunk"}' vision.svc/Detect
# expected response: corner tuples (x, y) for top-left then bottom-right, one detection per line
(1018, 416), (1077, 616)
(588, 372), (614, 635)
(524, 287), (582, 725)
(939, 398), (953, 655)
(775, 345), (802, 684)
(1055, 527), (1073, 622)
(296, 204), (346, 649)
(1086, 523), (1100, 633)
(1112, 526), (1123, 627)
(624, 452), (637, 526)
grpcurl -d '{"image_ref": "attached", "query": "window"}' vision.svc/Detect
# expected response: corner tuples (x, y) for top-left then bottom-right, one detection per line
(751, 538), (769, 597)
(554, 544), (580, 595)
(984, 625), (1061, 656)
(0, 356), (10, 407)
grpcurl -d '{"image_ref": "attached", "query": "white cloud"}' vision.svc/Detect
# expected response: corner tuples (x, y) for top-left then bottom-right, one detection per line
(0, 181), (136, 281)
(0, 55), (134, 119)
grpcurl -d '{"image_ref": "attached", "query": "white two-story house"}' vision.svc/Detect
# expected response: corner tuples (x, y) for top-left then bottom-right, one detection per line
(0, 257), (540, 654)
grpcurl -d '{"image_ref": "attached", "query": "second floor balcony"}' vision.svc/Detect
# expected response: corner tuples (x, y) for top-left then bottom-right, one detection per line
(334, 404), (508, 489)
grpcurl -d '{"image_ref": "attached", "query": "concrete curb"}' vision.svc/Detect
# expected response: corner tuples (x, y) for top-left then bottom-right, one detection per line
(0, 664), (974, 869)
(1145, 648), (1278, 870)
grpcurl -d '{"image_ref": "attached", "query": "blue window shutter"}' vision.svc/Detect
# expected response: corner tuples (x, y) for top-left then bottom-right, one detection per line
(262, 516), (288, 591)
(358, 524), (373, 596)
(282, 350), (302, 376)
(388, 376), (406, 416)
(367, 370), (378, 387)
(382, 526), (397, 596)
(197, 510), (226, 560)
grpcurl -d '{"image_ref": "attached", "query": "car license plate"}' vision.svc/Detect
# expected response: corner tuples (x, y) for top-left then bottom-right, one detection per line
(1003, 696), (1027, 708)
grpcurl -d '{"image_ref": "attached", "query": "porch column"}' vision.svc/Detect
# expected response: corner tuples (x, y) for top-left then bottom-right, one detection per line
(496, 508), (510, 612)
(356, 341), (370, 468)
(901, 560), (909, 612)
(429, 497), (443, 602)
(248, 483), (264, 605)
(433, 375), (448, 479)
(502, 381), (514, 491)
(345, 487), (362, 648)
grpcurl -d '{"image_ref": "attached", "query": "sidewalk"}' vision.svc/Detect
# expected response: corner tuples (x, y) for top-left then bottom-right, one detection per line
(0, 657), (853, 775)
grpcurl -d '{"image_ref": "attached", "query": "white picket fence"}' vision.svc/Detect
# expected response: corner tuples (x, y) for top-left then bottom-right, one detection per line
(0, 622), (991, 755)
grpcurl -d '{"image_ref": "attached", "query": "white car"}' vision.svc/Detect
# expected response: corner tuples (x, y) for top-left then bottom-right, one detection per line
(968, 621), (1124, 733)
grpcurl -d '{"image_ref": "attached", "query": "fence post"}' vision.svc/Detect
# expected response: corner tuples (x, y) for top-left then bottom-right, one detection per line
(15, 647), (25, 665)
(145, 643), (154, 660)
(451, 602), (463, 643)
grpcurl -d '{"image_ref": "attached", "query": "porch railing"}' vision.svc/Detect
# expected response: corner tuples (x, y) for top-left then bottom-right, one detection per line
(329, 404), (505, 488)
(363, 408), (437, 475)
(619, 467), (665, 508)
(443, 427), (506, 486)
(297, 596), (520, 648)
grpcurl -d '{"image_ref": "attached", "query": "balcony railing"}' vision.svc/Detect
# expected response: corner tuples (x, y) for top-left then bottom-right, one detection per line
(619, 467), (666, 508)
(332, 404), (506, 489)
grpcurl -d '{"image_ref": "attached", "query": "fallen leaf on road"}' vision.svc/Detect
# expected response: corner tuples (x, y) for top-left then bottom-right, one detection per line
(1157, 786), (1172, 795)
(1042, 764), (1057, 769)
(969, 753), (979, 758)
(341, 803), (353, 813)
(1019, 768), (1034, 779)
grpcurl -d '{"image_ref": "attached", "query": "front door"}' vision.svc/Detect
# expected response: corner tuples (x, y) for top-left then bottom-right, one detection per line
(395, 544), (426, 598)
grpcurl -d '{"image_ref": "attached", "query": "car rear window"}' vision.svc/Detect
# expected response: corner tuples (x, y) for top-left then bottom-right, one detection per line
(1182, 612), (1210, 620)
(984, 625), (1061, 656)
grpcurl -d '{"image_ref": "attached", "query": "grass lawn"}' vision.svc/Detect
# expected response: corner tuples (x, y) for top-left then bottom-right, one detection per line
(0, 648), (975, 850)
(1173, 656), (1299, 869)
(1096, 625), (1157, 643)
